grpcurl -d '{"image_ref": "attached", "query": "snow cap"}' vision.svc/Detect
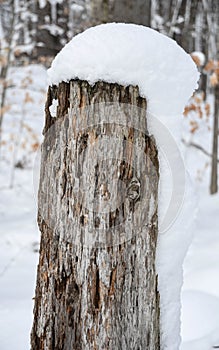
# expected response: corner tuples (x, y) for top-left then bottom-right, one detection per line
(48, 23), (199, 118)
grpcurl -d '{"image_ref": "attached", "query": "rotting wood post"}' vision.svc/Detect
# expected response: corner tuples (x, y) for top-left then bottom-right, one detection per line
(31, 79), (160, 350)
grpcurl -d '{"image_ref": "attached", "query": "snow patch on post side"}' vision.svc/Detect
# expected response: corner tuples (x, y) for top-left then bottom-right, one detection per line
(47, 23), (199, 349)
(49, 98), (59, 118)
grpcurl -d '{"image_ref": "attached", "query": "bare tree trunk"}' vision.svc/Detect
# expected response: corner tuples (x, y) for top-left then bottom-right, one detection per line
(210, 83), (219, 194)
(31, 80), (160, 350)
(89, 0), (151, 27)
(0, 0), (16, 135)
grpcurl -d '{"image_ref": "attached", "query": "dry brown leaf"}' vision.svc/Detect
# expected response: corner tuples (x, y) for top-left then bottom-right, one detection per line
(0, 104), (11, 115)
(204, 59), (216, 72)
(24, 92), (34, 103)
(22, 123), (33, 133)
(190, 120), (198, 126)
(190, 125), (199, 133)
(14, 49), (22, 57)
(205, 103), (210, 117)
(197, 106), (203, 118)
(194, 94), (203, 104)
(191, 54), (202, 67)
(183, 103), (197, 116)
(210, 72), (218, 87)
(31, 142), (40, 152)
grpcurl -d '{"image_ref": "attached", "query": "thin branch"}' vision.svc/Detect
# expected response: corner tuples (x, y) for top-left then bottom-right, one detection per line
(9, 104), (26, 188)
(168, 0), (183, 36)
(202, 0), (217, 57)
(182, 138), (219, 163)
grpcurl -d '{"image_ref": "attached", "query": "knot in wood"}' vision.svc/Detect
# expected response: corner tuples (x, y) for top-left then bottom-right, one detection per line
(127, 177), (140, 202)
(99, 183), (111, 201)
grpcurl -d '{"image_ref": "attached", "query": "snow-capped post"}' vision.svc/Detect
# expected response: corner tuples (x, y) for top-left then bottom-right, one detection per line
(31, 24), (199, 350)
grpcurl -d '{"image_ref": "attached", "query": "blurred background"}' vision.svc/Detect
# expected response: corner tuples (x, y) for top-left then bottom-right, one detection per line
(0, 1), (219, 349)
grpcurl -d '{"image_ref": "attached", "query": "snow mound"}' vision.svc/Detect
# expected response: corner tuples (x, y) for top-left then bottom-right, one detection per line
(181, 290), (219, 348)
(48, 23), (199, 118)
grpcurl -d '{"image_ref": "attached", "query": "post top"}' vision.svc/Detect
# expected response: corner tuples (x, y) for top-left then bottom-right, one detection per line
(48, 23), (199, 118)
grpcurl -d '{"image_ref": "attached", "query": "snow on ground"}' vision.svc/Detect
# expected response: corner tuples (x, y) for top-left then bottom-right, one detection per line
(181, 192), (219, 350)
(0, 64), (46, 349)
(180, 95), (219, 349)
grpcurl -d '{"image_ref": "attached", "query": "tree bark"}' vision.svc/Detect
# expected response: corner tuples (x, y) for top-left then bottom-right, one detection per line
(210, 83), (219, 194)
(31, 80), (160, 350)
(89, 0), (151, 27)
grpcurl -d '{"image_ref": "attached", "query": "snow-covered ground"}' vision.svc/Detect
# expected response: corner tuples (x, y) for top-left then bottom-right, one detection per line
(181, 193), (219, 349)
(0, 64), (46, 350)
(0, 63), (218, 349)
(180, 117), (219, 349)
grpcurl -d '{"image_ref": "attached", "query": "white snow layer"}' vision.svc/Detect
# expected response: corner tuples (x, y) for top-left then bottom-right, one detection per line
(47, 23), (199, 350)
(48, 23), (199, 119)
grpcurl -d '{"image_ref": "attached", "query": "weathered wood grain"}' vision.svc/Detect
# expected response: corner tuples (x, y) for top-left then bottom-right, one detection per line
(31, 80), (160, 350)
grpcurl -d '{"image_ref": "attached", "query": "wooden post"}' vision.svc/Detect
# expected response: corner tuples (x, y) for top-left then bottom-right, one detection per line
(31, 80), (160, 349)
